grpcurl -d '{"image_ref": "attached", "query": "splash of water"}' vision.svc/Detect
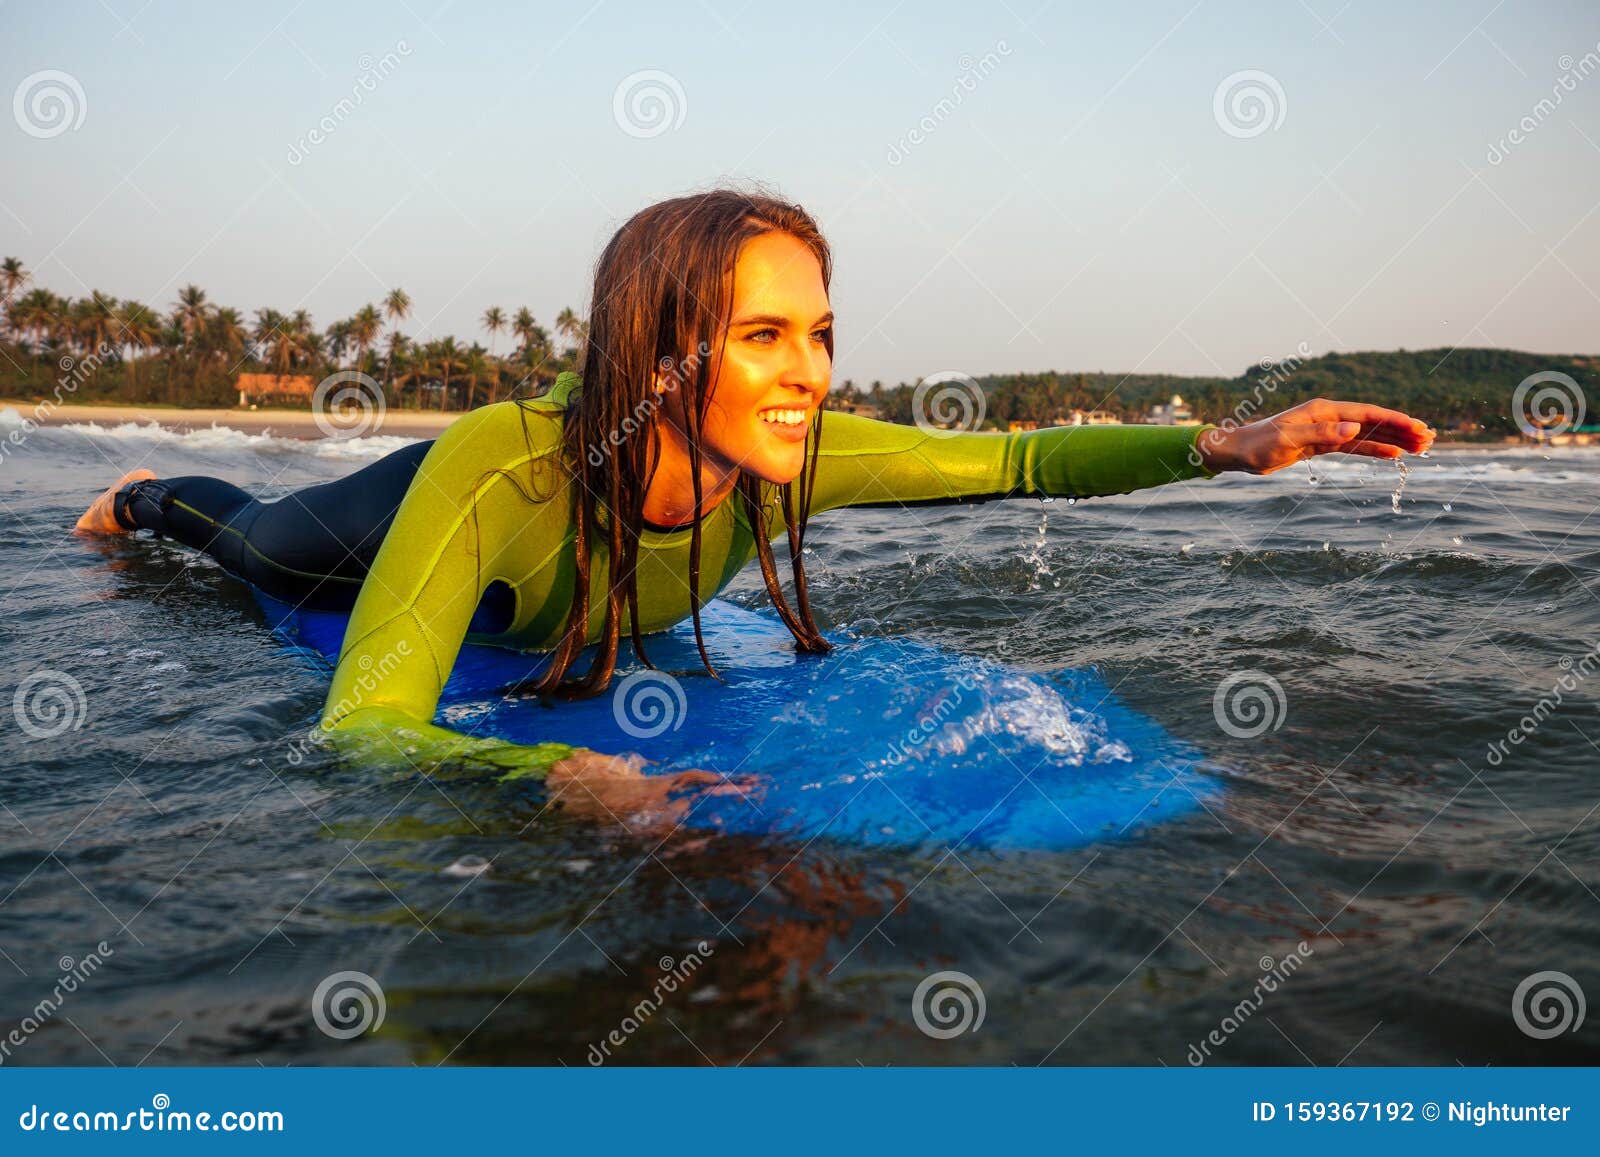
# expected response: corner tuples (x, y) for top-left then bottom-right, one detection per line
(1390, 459), (1410, 514)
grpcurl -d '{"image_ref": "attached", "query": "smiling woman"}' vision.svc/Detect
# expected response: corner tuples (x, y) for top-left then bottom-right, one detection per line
(73, 186), (1434, 825)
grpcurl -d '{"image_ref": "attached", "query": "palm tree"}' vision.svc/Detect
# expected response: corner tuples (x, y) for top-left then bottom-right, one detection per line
(208, 306), (248, 370)
(427, 337), (463, 410)
(482, 306), (506, 357)
(0, 257), (27, 340)
(10, 288), (61, 351)
(554, 306), (587, 357)
(113, 300), (161, 391)
(383, 330), (411, 407)
(382, 288), (412, 402)
(325, 318), (353, 369)
(351, 303), (382, 377)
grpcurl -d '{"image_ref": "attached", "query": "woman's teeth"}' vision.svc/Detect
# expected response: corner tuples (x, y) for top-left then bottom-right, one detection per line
(760, 409), (807, 425)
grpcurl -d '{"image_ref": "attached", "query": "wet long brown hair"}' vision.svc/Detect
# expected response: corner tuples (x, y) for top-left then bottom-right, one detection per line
(521, 187), (834, 700)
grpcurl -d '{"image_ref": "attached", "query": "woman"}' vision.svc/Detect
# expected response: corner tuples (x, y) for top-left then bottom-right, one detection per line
(76, 188), (1434, 826)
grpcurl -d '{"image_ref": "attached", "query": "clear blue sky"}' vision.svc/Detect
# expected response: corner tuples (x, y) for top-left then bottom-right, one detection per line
(3, 0), (1597, 384)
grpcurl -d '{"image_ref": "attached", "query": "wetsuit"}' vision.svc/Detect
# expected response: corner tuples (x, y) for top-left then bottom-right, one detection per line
(119, 371), (1217, 775)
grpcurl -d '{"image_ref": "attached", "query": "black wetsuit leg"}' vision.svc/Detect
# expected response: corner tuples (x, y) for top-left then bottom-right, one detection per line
(115, 441), (435, 613)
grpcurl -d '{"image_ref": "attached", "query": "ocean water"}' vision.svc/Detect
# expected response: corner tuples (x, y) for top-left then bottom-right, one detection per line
(2, 407), (1597, 1066)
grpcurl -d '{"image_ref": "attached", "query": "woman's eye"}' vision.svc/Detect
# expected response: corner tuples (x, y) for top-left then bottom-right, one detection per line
(811, 327), (832, 343)
(748, 329), (777, 343)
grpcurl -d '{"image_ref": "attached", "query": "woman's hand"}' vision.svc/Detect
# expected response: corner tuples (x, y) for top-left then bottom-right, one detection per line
(1196, 399), (1435, 475)
(541, 749), (753, 836)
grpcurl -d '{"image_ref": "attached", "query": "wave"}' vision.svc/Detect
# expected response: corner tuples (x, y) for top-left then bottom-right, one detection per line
(0, 405), (423, 460)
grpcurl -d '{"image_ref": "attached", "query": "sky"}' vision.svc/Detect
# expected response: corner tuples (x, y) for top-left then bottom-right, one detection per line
(2, 0), (1598, 385)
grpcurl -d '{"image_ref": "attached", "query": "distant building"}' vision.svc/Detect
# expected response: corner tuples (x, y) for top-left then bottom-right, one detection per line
(1007, 419), (1039, 432)
(829, 398), (883, 420)
(1147, 393), (1201, 425)
(237, 373), (316, 406)
(1067, 409), (1119, 426)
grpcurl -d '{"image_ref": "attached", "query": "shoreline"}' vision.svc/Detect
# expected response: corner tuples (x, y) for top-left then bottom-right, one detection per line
(2, 400), (458, 439)
(0, 398), (1547, 450)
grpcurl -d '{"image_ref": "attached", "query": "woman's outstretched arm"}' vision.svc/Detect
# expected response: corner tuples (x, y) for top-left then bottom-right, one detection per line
(806, 409), (1218, 515)
(805, 399), (1433, 515)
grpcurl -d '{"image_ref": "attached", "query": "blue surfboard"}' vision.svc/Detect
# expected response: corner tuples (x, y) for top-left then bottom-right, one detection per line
(254, 590), (1220, 851)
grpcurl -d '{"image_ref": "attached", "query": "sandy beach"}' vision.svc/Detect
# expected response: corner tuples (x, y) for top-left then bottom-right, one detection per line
(3, 400), (459, 439)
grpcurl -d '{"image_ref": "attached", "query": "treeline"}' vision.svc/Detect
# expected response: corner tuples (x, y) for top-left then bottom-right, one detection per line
(2, 257), (1593, 434)
(840, 348), (1600, 439)
(0, 257), (585, 409)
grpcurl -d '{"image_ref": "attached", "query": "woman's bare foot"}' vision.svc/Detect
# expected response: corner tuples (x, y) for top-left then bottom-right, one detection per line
(74, 469), (156, 534)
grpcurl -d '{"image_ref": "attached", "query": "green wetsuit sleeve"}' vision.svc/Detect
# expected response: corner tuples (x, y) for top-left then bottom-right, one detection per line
(317, 402), (577, 778)
(806, 411), (1218, 515)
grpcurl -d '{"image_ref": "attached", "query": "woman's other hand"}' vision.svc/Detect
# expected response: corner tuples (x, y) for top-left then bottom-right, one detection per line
(1197, 399), (1435, 475)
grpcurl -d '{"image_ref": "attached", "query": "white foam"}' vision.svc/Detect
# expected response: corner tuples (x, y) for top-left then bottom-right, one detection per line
(2, 406), (423, 460)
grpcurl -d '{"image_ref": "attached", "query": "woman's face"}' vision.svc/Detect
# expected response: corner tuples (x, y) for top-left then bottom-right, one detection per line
(663, 230), (833, 487)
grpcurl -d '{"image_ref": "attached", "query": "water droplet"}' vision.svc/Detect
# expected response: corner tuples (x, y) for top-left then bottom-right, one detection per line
(1305, 461), (1319, 486)
(1451, 536), (1463, 545)
(1065, 497), (1077, 505)
(1390, 459), (1410, 514)
(1039, 495), (1056, 504)
(444, 855), (491, 878)
(1321, 541), (1330, 551)
(1179, 542), (1194, 555)
(1442, 503), (1453, 512)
